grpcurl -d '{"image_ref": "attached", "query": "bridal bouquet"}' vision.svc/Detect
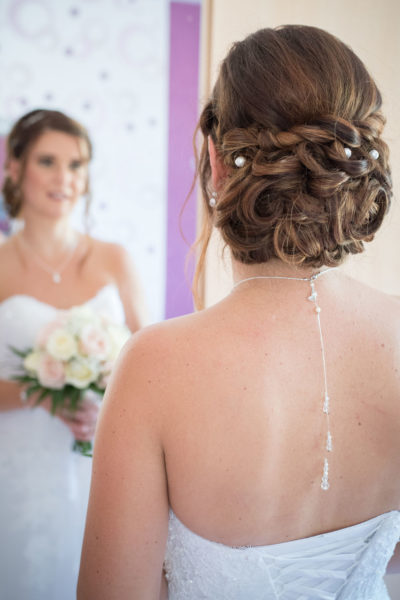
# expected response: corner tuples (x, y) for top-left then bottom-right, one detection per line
(12, 306), (130, 456)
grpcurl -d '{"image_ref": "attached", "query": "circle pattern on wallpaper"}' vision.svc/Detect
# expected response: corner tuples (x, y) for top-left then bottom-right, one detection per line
(4, 95), (31, 120)
(64, 90), (108, 129)
(83, 19), (109, 46)
(5, 63), (33, 88)
(113, 0), (139, 8)
(119, 25), (160, 73)
(113, 90), (140, 114)
(9, 0), (52, 39)
(35, 31), (58, 52)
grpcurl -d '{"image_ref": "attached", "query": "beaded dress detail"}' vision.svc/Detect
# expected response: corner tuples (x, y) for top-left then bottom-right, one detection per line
(0, 285), (125, 600)
(165, 510), (400, 599)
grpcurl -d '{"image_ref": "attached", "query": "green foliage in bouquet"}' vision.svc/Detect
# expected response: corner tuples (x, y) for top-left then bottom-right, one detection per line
(11, 347), (103, 457)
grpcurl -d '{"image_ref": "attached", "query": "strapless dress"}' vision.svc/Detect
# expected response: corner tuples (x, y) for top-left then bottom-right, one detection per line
(0, 285), (125, 600)
(165, 509), (400, 599)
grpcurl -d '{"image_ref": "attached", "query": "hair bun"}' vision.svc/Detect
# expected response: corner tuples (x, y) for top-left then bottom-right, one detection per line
(194, 26), (392, 303)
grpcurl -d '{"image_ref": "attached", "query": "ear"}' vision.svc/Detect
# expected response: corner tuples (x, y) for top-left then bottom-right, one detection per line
(208, 137), (227, 190)
(7, 159), (21, 184)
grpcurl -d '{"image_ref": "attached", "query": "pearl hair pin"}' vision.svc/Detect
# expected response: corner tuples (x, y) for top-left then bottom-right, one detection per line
(233, 268), (336, 491)
(369, 149), (379, 160)
(344, 147), (352, 158)
(209, 191), (217, 207)
(234, 156), (246, 168)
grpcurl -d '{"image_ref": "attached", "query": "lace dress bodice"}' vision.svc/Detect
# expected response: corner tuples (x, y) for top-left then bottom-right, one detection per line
(0, 285), (125, 600)
(165, 510), (400, 599)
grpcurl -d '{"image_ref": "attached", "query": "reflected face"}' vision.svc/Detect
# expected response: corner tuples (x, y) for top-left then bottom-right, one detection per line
(18, 130), (89, 220)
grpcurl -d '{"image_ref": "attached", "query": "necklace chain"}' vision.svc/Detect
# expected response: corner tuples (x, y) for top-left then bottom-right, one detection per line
(233, 268), (335, 491)
(18, 233), (79, 284)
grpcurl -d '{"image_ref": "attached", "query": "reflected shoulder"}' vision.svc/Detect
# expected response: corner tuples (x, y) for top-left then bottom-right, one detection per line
(84, 236), (127, 259)
(84, 236), (136, 279)
(0, 235), (19, 272)
(0, 235), (16, 256)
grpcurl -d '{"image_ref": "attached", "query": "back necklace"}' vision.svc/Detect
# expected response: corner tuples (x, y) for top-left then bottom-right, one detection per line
(233, 268), (336, 491)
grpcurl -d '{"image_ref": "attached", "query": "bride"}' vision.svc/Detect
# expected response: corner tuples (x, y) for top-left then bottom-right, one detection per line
(0, 109), (146, 599)
(78, 26), (400, 599)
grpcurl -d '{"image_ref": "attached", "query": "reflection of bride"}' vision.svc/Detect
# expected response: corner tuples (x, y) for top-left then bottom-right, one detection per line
(79, 26), (400, 599)
(0, 109), (146, 599)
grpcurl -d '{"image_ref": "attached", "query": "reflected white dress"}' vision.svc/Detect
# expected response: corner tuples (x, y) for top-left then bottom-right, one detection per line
(165, 510), (400, 599)
(0, 285), (125, 600)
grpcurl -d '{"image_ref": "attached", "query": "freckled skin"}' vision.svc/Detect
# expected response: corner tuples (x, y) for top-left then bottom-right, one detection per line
(78, 268), (400, 597)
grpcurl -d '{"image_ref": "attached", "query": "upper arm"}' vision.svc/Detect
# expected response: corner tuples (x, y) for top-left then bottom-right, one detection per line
(110, 244), (150, 332)
(77, 330), (169, 600)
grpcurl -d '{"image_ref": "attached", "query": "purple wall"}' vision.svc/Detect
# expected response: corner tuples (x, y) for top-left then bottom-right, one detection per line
(165, 1), (201, 318)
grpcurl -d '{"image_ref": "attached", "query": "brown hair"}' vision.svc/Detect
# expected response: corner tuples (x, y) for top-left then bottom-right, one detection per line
(2, 109), (93, 218)
(194, 25), (392, 305)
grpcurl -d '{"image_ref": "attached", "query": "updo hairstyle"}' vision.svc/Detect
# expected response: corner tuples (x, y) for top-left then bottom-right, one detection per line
(2, 109), (92, 218)
(194, 25), (392, 295)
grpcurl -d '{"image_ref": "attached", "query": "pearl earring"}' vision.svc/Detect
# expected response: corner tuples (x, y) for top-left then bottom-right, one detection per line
(209, 191), (217, 207)
(369, 149), (379, 160)
(234, 156), (246, 168)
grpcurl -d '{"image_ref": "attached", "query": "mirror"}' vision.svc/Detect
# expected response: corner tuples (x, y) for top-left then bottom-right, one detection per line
(0, 0), (202, 321)
(0, 1), (202, 598)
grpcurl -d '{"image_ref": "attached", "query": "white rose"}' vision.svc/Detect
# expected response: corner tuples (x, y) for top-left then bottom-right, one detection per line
(37, 354), (65, 389)
(107, 324), (130, 361)
(46, 329), (78, 361)
(66, 307), (101, 335)
(79, 323), (111, 361)
(23, 351), (42, 374)
(65, 357), (99, 389)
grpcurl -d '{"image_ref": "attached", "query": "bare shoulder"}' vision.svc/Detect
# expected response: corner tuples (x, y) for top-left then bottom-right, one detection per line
(340, 272), (400, 321)
(113, 310), (212, 395)
(0, 236), (17, 261)
(102, 314), (205, 439)
(86, 236), (130, 268)
(337, 273), (400, 366)
(121, 312), (205, 373)
(84, 236), (137, 284)
(0, 237), (21, 297)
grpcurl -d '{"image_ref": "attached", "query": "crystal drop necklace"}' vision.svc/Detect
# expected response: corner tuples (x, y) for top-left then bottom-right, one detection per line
(233, 268), (336, 491)
(18, 233), (80, 284)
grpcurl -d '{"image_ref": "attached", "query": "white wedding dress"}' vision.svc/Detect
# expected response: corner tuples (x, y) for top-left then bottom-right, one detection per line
(165, 509), (400, 598)
(0, 285), (125, 600)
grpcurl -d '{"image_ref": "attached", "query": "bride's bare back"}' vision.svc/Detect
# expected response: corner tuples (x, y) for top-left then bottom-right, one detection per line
(160, 271), (400, 545)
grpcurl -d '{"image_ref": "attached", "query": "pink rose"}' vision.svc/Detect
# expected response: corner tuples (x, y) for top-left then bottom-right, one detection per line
(37, 353), (65, 389)
(36, 313), (68, 349)
(79, 324), (111, 360)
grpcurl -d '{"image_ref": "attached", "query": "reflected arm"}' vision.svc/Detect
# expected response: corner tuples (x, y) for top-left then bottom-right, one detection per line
(0, 379), (99, 441)
(0, 379), (27, 411)
(112, 244), (150, 332)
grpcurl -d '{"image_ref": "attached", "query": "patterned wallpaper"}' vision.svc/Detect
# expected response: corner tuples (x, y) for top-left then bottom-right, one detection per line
(0, 0), (170, 321)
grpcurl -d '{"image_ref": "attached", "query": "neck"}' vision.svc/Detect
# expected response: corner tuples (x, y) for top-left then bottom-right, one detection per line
(19, 216), (77, 260)
(232, 259), (321, 285)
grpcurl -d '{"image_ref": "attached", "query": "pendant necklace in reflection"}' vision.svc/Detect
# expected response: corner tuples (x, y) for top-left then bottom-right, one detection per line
(18, 233), (80, 284)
